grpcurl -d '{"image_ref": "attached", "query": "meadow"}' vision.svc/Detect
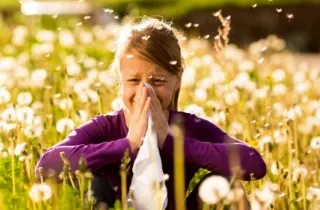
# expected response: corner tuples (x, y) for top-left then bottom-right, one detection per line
(0, 13), (319, 210)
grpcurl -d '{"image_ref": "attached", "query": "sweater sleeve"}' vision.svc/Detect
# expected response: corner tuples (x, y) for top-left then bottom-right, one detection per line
(35, 115), (132, 180)
(160, 114), (267, 181)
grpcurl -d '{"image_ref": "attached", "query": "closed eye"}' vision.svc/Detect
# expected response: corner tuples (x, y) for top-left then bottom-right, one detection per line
(128, 79), (139, 82)
(152, 79), (166, 85)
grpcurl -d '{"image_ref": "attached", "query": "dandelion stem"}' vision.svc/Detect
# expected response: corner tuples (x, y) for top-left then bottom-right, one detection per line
(120, 164), (128, 210)
(97, 89), (102, 114)
(11, 138), (16, 195)
(301, 176), (306, 210)
(172, 122), (186, 210)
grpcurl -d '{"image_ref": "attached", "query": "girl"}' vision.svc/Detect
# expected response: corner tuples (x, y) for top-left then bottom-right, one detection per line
(35, 17), (266, 210)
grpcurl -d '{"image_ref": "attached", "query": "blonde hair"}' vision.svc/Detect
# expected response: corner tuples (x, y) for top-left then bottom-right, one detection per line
(111, 16), (185, 111)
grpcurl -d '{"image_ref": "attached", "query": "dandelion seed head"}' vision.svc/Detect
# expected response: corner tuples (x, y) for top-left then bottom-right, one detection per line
(17, 92), (33, 106)
(16, 106), (34, 124)
(310, 137), (320, 150)
(56, 118), (75, 133)
(198, 175), (230, 204)
(307, 187), (320, 200)
(59, 98), (73, 110)
(29, 183), (52, 202)
(194, 88), (207, 102)
(14, 142), (27, 156)
(1, 107), (16, 122)
(0, 88), (11, 104)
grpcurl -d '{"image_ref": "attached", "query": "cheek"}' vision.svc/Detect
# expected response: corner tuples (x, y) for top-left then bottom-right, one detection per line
(155, 89), (172, 105)
(122, 86), (135, 102)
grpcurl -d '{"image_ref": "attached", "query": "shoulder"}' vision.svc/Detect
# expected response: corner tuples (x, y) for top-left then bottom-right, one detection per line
(170, 109), (213, 126)
(170, 110), (227, 141)
(77, 109), (123, 136)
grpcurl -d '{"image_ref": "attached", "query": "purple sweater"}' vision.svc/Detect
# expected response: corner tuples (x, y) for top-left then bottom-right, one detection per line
(35, 108), (266, 207)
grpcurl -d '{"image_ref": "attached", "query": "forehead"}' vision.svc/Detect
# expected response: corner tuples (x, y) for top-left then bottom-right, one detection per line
(120, 55), (170, 77)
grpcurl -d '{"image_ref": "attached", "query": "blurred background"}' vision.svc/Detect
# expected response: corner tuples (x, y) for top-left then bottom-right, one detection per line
(1, 1), (320, 209)
(1, 0), (320, 66)
(1, 0), (320, 51)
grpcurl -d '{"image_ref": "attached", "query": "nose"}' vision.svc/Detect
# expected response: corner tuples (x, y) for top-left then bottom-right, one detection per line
(143, 83), (155, 94)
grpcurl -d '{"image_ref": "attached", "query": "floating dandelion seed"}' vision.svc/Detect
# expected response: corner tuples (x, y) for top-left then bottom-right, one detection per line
(193, 23), (199, 27)
(156, 25), (163, 30)
(103, 8), (113, 14)
(286, 13), (294, 19)
(258, 58), (264, 63)
(125, 54), (134, 59)
(76, 22), (83, 27)
(213, 10), (221, 17)
(184, 22), (192, 28)
(141, 35), (150, 41)
(252, 3), (257, 8)
(29, 183), (52, 202)
(163, 174), (169, 181)
(169, 60), (177, 65)
(261, 46), (267, 52)
(204, 34), (210, 39)
(276, 8), (283, 13)
(84, 15), (91, 20)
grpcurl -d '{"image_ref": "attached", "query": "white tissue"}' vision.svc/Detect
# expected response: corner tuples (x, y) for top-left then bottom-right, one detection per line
(129, 83), (168, 210)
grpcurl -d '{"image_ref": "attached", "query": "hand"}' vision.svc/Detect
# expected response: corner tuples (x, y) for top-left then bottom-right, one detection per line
(146, 84), (170, 149)
(126, 83), (151, 153)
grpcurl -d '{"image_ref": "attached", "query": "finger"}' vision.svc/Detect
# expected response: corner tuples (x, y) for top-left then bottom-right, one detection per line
(141, 96), (151, 117)
(150, 102), (160, 124)
(138, 86), (147, 110)
(146, 87), (161, 110)
(149, 90), (162, 110)
(137, 83), (143, 101)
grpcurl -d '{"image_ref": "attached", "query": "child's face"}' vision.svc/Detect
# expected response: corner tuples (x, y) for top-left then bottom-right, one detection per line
(120, 50), (181, 112)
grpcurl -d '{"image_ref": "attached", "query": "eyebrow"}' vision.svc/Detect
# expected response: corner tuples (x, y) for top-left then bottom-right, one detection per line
(126, 72), (168, 77)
